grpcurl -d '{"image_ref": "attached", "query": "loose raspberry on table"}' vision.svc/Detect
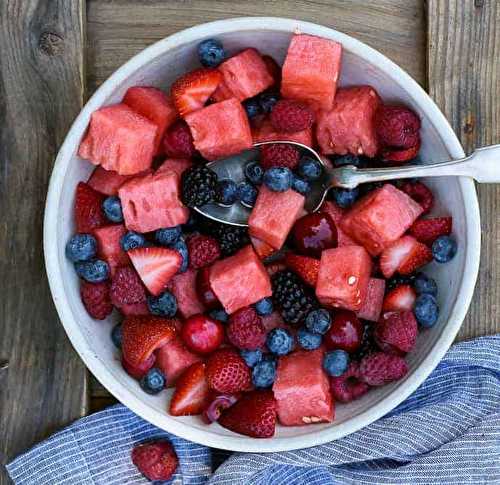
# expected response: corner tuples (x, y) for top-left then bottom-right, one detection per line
(162, 120), (197, 158)
(359, 351), (408, 386)
(206, 348), (252, 393)
(110, 266), (146, 306)
(131, 440), (178, 481)
(374, 311), (418, 355)
(375, 105), (421, 149)
(80, 281), (113, 320)
(260, 143), (300, 170)
(227, 307), (267, 350)
(270, 99), (315, 133)
(330, 362), (369, 403)
(400, 180), (434, 215)
(186, 234), (221, 269)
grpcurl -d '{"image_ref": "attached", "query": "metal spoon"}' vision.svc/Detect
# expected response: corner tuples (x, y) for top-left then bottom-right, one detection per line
(195, 141), (500, 227)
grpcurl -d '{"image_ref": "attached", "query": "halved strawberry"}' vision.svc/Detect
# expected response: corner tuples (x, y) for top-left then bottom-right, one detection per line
(171, 68), (222, 117)
(169, 362), (210, 416)
(380, 235), (432, 278)
(409, 217), (452, 245)
(122, 353), (156, 380)
(74, 182), (106, 233)
(128, 247), (182, 296)
(284, 253), (320, 287)
(398, 240), (432, 275)
(382, 285), (416, 312)
(219, 390), (277, 438)
(121, 315), (177, 367)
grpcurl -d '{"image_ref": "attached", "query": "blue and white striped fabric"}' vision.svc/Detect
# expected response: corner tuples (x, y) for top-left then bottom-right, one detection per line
(7, 336), (500, 485)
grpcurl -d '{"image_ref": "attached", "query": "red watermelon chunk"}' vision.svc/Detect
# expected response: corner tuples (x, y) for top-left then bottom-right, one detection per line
(210, 79), (235, 103)
(218, 48), (274, 101)
(209, 245), (272, 314)
(93, 224), (129, 276)
(340, 184), (423, 256)
(156, 158), (193, 178)
(248, 187), (305, 250)
(273, 349), (334, 426)
(185, 98), (252, 160)
(88, 166), (152, 196)
(118, 171), (189, 233)
(281, 34), (342, 112)
(317, 86), (381, 158)
(316, 245), (372, 312)
(123, 86), (177, 153)
(250, 235), (276, 260)
(252, 117), (313, 147)
(78, 103), (157, 175)
(320, 200), (357, 247)
(356, 278), (386, 322)
(170, 269), (206, 319)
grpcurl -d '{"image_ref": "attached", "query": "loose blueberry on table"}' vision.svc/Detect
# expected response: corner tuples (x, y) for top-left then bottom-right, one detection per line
(68, 33), (457, 440)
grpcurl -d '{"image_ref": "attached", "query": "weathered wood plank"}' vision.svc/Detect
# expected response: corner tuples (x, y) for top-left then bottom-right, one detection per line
(0, 1), (88, 482)
(428, 0), (500, 340)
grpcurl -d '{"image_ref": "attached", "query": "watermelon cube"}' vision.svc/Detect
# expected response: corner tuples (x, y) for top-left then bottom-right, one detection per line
(356, 278), (386, 322)
(316, 245), (372, 311)
(88, 166), (152, 196)
(252, 117), (313, 147)
(93, 224), (129, 275)
(118, 171), (189, 233)
(155, 158), (193, 179)
(281, 34), (342, 112)
(78, 103), (157, 175)
(248, 187), (305, 250)
(209, 245), (272, 314)
(316, 86), (381, 158)
(320, 200), (357, 247)
(340, 184), (424, 256)
(217, 48), (274, 101)
(170, 269), (206, 318)
(273, 349), (334, 426)
(185, 98), (252, 160)
(123, 86), (177, 152)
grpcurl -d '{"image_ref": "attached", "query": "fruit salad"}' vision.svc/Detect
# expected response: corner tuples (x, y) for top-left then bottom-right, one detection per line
(67, 34), (458, 438)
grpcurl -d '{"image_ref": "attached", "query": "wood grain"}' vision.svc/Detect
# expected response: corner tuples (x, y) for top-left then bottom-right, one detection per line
(0, 1), (88, 482)
(428, 0), (500, 340)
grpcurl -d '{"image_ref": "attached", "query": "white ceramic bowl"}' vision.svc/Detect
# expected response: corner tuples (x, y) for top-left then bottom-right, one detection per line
(44, 17), (481, 452)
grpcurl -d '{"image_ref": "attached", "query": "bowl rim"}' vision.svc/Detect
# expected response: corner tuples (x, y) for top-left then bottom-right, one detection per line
(44, 16), (481, 452)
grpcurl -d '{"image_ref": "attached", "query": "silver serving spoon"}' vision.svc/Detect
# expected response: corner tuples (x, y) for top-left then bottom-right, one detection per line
(195, 141), (500, 227)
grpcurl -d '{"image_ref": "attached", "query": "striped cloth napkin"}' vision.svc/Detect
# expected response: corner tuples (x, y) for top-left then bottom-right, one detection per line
(6, 336), (500, 484)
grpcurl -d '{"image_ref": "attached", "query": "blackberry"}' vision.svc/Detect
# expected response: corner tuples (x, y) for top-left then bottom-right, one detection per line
(352, 324), (376, 361)
(181, 166), (217, 207)
(200, 220), (249, 257)
(271, 270), (319, 325)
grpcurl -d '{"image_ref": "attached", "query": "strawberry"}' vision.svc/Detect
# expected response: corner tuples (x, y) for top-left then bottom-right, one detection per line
(398, 240), (432, 275)
(74, 182), (106, 233)
(131, 440), (178, 481)
(80, 281), (113, 320)
(110, 266), (146, 306)
(374, 311), (418, 355)
(400, 181), (434, 215)
(128, 247), (182, 296)
(379, 236), (432, 278)
(382, 285), (416, 312)
(169, 362), (210, 416)
(121, 315), (177, 367)
(122, 353), (155, 379)
(409, 217), (452, 245)
(206, 348), (252, 393)
(219, 390), (277, 438)
(284, 253), (320, 287)
(359, 351), (408, 386)
(171, 68), (222, 117)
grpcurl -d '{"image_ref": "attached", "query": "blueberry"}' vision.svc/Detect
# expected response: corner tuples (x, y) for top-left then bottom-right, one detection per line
(243, 97), (261, 119)
(297, 327), (322, 350)
(297, 157), (322, 181)
(263, 167), (292, 192)
(238, 182), (258, 207)
(414, 293), (439, 327)
(323, 350), (349, 377)
(413, 272), (438, 297)
(432, 236), (457, 263)
(155, 226), (182, 246)
(254, 297), (273, 316)
(102, 196), (123, 223)
(331, 187), (359, 208)
(65, 233), (97, 262)
(244, 161), (264, 185)
(240, 349), (263, 368)
(197, 38), (225, 67)
(170, 237), (189, 273)
(111, 323), (122, 349)
(75, 259), (109, 283)
(120, 231), (146, 251)
(252, 359), (277, 388)
(140, 368), (166, 395)
(147, 291), (177, 317)
(216, 179), (238, 206)
(332, 154), (361, 167)
(259, 91), (279, 114)
(305, 309), (331, 335)
(292, 176), (311, 195)
(266, 328), (293, 356)
(209, 308), (229, 323)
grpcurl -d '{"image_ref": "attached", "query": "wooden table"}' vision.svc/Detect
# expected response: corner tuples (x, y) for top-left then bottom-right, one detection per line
(1, 1), (498, 482)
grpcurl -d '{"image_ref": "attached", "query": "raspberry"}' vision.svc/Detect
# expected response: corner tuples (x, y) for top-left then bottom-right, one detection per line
(409, 217), (452, 245)
(131, 440), (178, 481)
(381, 141), (421, 164)
(374, 311), (418, 355)
(400, 181), (434, 215)
(270, 99), (315, 133)
(227, 307), (266, 350)
(110, 266), (146, 306)
(375, 105), (421, 149)
(186, 234), (220, 269)
(260, 143), (300, 170)
(162, 120), (196, 158)
(80, 281), (113, 320)
(359, 352), (408, 386)
(330, 362), (369, 403)
(206, 348), (252, 393)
